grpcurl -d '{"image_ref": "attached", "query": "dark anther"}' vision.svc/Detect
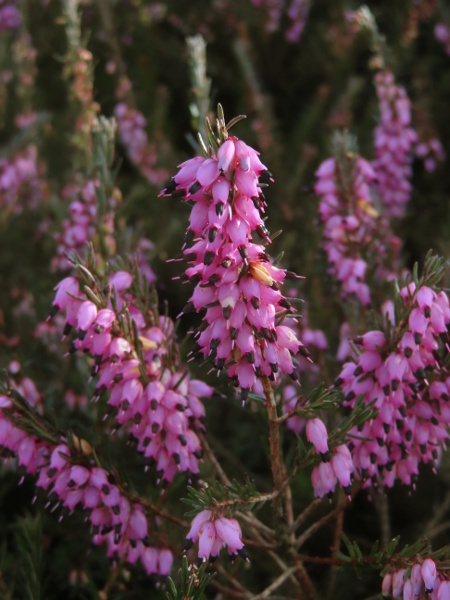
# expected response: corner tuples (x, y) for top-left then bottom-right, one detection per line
(208, 227), (218, 243)
(238, 245), (248, 260)
(259, 169), (273, 184)
(171, 188), (186, 198)
(216, 201), (224, 216)
(223, 305), (232, 320)
(189, 181), (202, 194)
(251, 297), (260, 309)
(63, 323), (73, 337)
(204, 251), (215, 266)
(164, 179), (177, 194)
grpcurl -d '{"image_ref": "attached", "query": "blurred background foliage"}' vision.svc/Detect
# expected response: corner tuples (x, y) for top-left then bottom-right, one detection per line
(0, 0), (449, 598)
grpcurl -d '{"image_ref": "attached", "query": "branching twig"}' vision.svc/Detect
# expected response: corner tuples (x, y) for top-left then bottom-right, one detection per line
(290, 498), (322, 533)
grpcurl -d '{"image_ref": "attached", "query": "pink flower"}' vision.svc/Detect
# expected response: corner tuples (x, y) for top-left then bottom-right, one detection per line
(337, 283), (450, 489)
(422, 558), (437, 592)
(306, 418), (329, 456)
(186, 510), (246, 561)
(162, 127), (304, 400)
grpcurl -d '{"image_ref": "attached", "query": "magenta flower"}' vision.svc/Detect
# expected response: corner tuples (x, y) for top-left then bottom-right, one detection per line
(336, 283), (450, 489)
(306, 418), (329, 457)
(114, 93), (168, 186)
(186, 509), (246, 561)
(372, 70), (418, 218)
(162, 120), (304, 400)
(422, 558), (438, 592)
(315, 151), (401, 306)
(0, 379), (173, 576)
(381, 559), (444, 600)
(49, 267), (212, 484)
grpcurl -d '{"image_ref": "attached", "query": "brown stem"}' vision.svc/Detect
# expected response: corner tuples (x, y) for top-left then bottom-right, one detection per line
(290, 498), (322, 533)
(198, 430), (231, 486)
(250, 565), (299, 599)
(262, 377), (315, 600)
(295, 497), (349, 550)
(326, 490), (346, 599)
(199, 430), (276, 540)
(215, 562), (251, 595)
(261, 375), (285, 526)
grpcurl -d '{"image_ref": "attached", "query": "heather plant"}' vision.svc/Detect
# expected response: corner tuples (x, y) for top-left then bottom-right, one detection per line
(0, 1), (449, 600)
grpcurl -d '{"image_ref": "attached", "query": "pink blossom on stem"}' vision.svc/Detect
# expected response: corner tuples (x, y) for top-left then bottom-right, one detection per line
(0, 376), (173, 576)
(161, 127), (304, 401)
(186, 509), (247, 561)
(0, 146), (42, 213)
(49, 267), (212, 484)
(372, 70), (418, 218)
(315, 151), (402, 305)
(51, 179), (117, 272)
(336, 283), (450, 489)
(306, 418), (329, 456)
(114, 94), (168, 187)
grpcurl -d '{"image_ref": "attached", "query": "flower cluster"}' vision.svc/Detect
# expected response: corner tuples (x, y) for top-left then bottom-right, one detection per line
(251, 0), (310, 42)
(162, 130), (304, 399)
(0, 0), (21, 32)
(51, 179), (116, 271)
(114, 84), (167, 186)
(186, 509), (246, 561)
(336, 283), (450, 489)
(315, 154), (400, 305)
(0, 388), (172, 576)
(311, 443), (354, 498)
(372, 70), (418, 218)
(49, 269), (212, 484)
(435, 22), (450, 56)
(415, 138), (446, 173)
(382, 558), (450, 599)
(0, 146), (41, 213)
